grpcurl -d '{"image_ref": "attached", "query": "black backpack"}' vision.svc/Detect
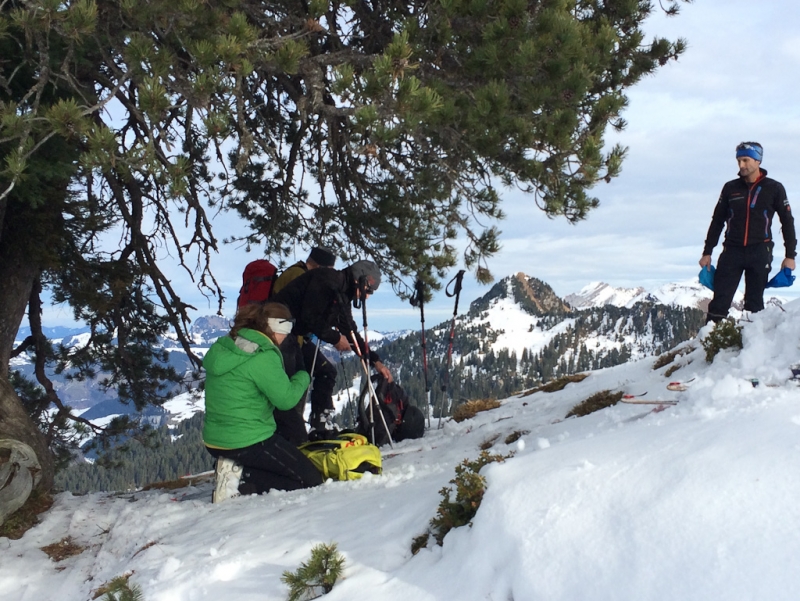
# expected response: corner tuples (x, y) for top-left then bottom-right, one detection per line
(357, 375), (424, 446)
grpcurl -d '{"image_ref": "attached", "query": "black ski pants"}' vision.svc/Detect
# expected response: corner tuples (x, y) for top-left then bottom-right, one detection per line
(302, 338), (337, 417)
(707, 242), (773, 322)
(206, 434), (322, 494)
(273, 335), (339, 443)
(274, 335), (309, 446)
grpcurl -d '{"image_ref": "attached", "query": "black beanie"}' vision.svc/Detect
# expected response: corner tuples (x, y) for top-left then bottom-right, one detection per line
(308, 246), (336, 267)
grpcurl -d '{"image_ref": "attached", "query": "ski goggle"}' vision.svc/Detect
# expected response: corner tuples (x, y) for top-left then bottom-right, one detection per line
(267, 317), (294, 335)
(357, 275), (376, 295)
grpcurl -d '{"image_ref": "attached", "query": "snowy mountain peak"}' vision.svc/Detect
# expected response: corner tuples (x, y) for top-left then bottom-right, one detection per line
(513, 272), (572, 315)
(468, 273), (571, 318)
(648, 279), (713, 310)
(563, 278), (790, 313)
(564, 281), (653, 309)
(190, 315), (231, 345)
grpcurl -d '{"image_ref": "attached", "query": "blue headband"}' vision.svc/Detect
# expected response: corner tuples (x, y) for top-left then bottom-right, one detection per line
(736, 143), (763, 162)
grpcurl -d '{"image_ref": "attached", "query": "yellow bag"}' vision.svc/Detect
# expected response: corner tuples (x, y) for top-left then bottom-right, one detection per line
(298, 432), (382, 481)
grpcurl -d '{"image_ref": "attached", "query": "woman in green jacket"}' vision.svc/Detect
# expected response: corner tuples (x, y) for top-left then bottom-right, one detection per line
(203, 302), (322, 502)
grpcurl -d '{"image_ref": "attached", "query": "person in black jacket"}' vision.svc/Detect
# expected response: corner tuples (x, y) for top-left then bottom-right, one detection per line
(700, 142), (796, 322)
(271, 260), (393, 437)
(269, 247), (336, 445)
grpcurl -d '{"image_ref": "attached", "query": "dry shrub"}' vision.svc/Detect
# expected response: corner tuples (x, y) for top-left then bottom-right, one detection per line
(521, 373), (589, 396)
(41, 537), (85, 562)
(452, 399), (501, 423)
(653, 349), (681, 370)
(132, 541), (158, 558)
(0, 490), (53, 540)
(566, 390), (624, 418)
(411, 532), (430, 556)
(653, 344), (694, 370)
(504, 430), (530, 445)
(141, 471), (214, 491)
(91, 574), (140, 600)
(664, 364), (680, 378)
(479, 434), (501, 450)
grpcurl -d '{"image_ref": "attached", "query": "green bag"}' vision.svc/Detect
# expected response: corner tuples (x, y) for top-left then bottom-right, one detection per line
(298, 432), (382, 481)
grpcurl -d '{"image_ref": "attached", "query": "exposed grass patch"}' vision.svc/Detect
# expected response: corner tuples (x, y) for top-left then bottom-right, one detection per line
(504, 430), (530, 445)
(653, 344), (695, 370)
(521, 373), (589, 396)
(40, 536), (85, 562)
(410, 532), (430, 556)
(664, 364), (681, 378)
(91, 574), (142, 600)
(132, 541), (158, 558)
(566, 390), (624, 418)
(479, 434), (501, 450)
(451, 398), (501, 423)
(141, 471), (214, 491)
(0, 489), (53, 540)
(653, 349), (681, 370)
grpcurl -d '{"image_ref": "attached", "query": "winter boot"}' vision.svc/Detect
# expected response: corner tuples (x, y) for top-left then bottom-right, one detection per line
(212, 457), (243, 503)
(308, 409), (339, 441)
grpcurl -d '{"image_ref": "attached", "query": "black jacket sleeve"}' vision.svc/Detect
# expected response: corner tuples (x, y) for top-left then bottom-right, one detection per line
(336, 298), (381, 365)
(703, 187), (730, 256)
(271, 269), (342, 345)
(773, 183), (797, 258)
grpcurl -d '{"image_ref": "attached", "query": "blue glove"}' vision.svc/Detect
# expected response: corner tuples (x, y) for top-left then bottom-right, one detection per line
(698, 265), (715, 291)
(765, 267), (795, 288)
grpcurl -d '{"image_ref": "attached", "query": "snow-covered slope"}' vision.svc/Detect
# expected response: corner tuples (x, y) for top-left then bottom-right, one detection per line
(4, 301), (800, 601)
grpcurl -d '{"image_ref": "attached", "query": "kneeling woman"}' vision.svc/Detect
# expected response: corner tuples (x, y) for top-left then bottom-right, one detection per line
(203, 302), (323, 501)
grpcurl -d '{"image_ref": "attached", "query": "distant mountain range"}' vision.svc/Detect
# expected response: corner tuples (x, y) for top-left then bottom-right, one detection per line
(371, 274), (713, 407)
(564, 277), (786, 313)
(11, 274), (781, 427)
(564, 279), (708, 310)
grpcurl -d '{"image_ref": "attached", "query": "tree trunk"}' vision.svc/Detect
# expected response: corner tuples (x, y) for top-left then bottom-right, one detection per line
(0, 216), (54, 522)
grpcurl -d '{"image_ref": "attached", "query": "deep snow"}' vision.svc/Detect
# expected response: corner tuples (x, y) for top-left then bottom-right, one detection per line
(3, 301), (800, 601)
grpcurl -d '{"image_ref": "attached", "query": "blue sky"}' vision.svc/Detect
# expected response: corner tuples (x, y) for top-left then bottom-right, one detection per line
(345, 1), (800, 330)
(41, 1), (800, 334)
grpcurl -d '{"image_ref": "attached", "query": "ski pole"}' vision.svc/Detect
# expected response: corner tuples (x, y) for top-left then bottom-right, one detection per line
(355, 275), (395, 447)
(348, 330), (394, 448)
(410, 277), (431, 429)
(303, 337), (322, 411)
(439, 269), (465, 429)
(339, 356), (357, 429)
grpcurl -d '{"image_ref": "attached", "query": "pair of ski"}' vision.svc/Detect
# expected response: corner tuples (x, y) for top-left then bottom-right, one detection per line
(622, 376), (696, 400)
(619, 389), (679, 414)
(619, 391), (679, 405)
(620, 377), (697, 413)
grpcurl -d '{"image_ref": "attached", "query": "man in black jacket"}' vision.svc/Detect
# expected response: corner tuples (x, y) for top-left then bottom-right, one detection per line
(700, 142), (796, 322)
(271, 260), (392, 436)
(272, 246), (336, 296)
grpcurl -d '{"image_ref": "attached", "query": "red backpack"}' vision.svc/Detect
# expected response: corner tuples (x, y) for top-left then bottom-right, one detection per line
(237, 260), (278, 307)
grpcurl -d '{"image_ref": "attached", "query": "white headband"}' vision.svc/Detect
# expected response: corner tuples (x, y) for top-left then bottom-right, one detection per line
(267, 318), (294, 335)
